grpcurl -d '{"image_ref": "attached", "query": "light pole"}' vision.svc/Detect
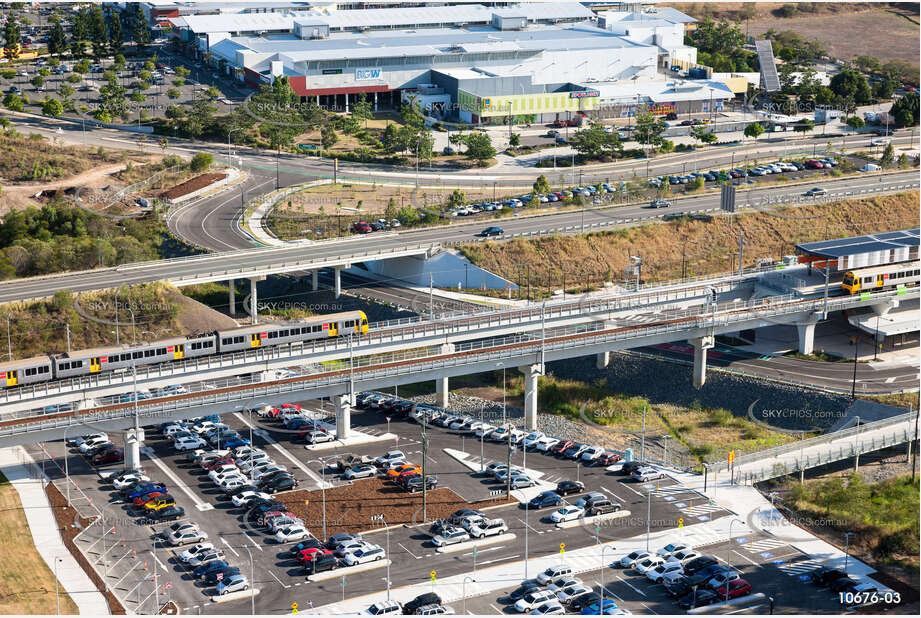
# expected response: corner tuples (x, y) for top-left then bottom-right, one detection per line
(54, 556), (62, 615)
(114, 288), (120, 345)
(228, 126), (244, 162)
(308, 458), (331, 540)
(601, 544), (617, 609)
(463, 575), (476, 614)
(630, 256), (642, 291)
(843, 531), (855, 574)
(5, 313), (12, 360)
(243, 545), (255, 615)
(371, 515), (391, 602)
(726, 518), (745, 601)
(645, 488), (652, 550)
(661, 434), (669, 467)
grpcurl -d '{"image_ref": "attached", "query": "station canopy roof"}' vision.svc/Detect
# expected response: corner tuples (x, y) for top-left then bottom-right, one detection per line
(796, 229), (919, 259)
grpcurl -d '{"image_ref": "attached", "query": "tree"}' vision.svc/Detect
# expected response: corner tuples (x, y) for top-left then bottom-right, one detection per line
(39, 68), (51, 78)
(688, 17), (745, 57)
(59, 84), (74, 99)
(42, 98), (63, 117)
(165, 87), (180, 100)
(321, 125), (338, 150)
(853, 54), (881, 73)
(130, 90), (145, 104)
(3, 93), (24, 112)
(88, 5), (107, 58)
(829, 69), (872, 105)
(880, 142), (894, 167)
(30, 75), (44, 88)
(190, 152), (213, 172)
(508, 132), (520, 148)
(533, 174), (551, 196)
(70, 7), (89, 57)
(47, 57), (61, 69)
(3, 14), (21, 49)
(459, 131), (495, 164)
(691, 125), (717, 146)
(890, 93), (919, 128)
(447, 189), (465, 209)
(744, 122), (765, 140)
(873, 77), (896, 100)
(205, 85), (220, 100)
(175, 66), (190, 79)
(633, 105), (666, 151)
(845, 116), (865, 131)
(47, 17), (66, 56)
(351, 92), (372, 127)
(792, 118), (814, 134)
(380, 123), (398, 153)
(108, 12), (123, 54)
(182, 97), (216, 138)
(74, 59), (91, 75)
(99, 77), (129, 120)
(132, 4), (151, 50)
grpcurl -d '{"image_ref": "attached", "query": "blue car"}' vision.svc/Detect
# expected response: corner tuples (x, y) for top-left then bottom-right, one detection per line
(124, 483), (167, 499)
(582, 599), (618, 615)
(528, 490), (562, 509)
(222, 437), (250, 450)
(193, 560), (229, 579)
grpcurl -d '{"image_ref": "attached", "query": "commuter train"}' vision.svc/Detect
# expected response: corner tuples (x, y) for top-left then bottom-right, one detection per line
(0, 311), (369, 389)
(840, 261), (920, 295)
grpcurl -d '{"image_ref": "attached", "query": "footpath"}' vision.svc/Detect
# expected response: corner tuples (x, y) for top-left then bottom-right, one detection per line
(0, 445), (111, 615)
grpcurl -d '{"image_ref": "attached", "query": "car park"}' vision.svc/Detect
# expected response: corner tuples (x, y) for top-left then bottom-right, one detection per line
(514, 589), (557, 613)
(528, 491), (562, 510)
(556, 583), (593, 604)
(342, 544), (385, 566)
(468, 518), (508, 539)
(188, 549), (225, 567)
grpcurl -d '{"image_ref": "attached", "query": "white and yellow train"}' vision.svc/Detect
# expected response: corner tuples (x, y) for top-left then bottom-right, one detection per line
(841, 261), (920, 294)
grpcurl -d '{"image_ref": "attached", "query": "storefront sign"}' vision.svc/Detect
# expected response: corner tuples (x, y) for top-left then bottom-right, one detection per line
(355, 67), (382, 80)
(570, 90), (600, 98)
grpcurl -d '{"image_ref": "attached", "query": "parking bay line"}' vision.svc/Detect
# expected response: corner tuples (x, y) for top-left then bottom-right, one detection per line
(398, 542), (421, 559)
(462, 546), (505, 557)
(479, 554), (519, 566)
(221, 538), (240, 557)
(617, 575), (646, 596)
(616, 483), (644, 498)
(243, 534), (263, 550)
(268, 570), (291, 589)
(139, 446), (212, 511)
(732, 549), (760, 566)
(517, 518), (543, 534)
(233, 413), (325, 487)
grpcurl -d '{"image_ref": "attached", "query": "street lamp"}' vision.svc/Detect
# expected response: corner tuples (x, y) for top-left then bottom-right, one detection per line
(371, 515), (391, 603)
(228, 126), (245, 162)
(5, 312), (12, 360)
(629, 256), (642, 291)
(54, 556), (62, 615)
(726, 518), (746, 601)
(307, 457), (332, 540)
(243, 545), (255, 615)
(843, 531), (856, 574)
(600, 544), (617, 609)
(462, 576), (476, 614)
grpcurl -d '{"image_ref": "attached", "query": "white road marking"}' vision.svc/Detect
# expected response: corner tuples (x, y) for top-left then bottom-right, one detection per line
(462, 546), (505, 557)
(617, 483), (644, 497)
(517, 518), (542, 535)
(732, 549), (760, 566)
(221, 538), (240, 557)
(152, 553), (168, 571)
(243, 534), (263, 550)
(139, 446), (211, 511)
(479, 554), (519, 566)
(617, 575), (646, 596)
(398, 543), (420, 559)
(269, 570), (291, 588)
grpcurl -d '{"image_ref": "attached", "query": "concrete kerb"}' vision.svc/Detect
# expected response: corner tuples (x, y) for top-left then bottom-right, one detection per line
(435, 532), (517, 554)
(306, 558), (392, 582)
(555, 509), (632, 530)
(210, 587), (261, 604)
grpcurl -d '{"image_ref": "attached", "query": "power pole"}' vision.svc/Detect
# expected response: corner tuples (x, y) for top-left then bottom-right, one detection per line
(421, 414), (428, 522)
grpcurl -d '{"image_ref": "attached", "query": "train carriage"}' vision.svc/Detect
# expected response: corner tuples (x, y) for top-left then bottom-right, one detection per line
(0, 356), (53, 388)
(52, 334), (217, 380)
(841, 260), (920, 295)
(215, 311), (368, 353)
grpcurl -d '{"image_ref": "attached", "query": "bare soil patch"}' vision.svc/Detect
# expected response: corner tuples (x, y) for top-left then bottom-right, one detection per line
(159, 173), (226, 201)
(279, 477), (514, 536)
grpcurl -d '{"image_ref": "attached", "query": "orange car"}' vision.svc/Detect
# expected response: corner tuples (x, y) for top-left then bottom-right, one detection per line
(386, 464), (420, 479)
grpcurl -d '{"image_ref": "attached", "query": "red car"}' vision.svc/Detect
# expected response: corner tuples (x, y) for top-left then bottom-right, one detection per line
(352, 221), (372, 234)
(297, 548), (333, 563)
(280, 403), (301, 412)
(715, 578), (752, 599)
(93, 449), (124, 465)
(597, 452), (622, 466)
(551, 440), (575, 456)
(133, 491), (167, 508)
(204, 457), (234, 471)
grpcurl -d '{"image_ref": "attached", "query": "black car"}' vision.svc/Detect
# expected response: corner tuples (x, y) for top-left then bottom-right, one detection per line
(829, 577), (873, 594)
(226, 484), (259, 499)
(304, 552), (338, 575)
(665, 578), (692, 598)
(429, 519), (451, 537)
(404, 593), (442, 615)
(256, 470), (293, 487)
(480, 226), (504, 237)
(391, 401), (414, 416)
(203, 566), (241, 585)
(563, 444), (586, 459)
(569, 592), (602, 611)
(555, 480), (584, 496)
(506, 580), (542, 602)
(263, 475), (298, 493)
(401, 474), (437, 493)
(586, 500), (620, 516)
(86, 442), (116, 456)
(678, 589), (718, 610)
(326, 532), (361, 550)
(683, 556), (720, 577)
(686, 564), (729, 587)
(619, 461), (645, 475)
(449, 509), (484, 525)
(144, 505), (185, 522)
(809, 567), (848, 587)
(289, 538), (325, 558)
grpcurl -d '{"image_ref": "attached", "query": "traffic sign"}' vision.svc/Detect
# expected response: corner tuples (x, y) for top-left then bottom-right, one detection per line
(216, 573), (224, 581)
(292, 601), (299, 614)
(678, 518), (684, 528)
(305, 499), (309, 507)
(297, 144), (319, 151)
(430, 570), (437, 582)
(165, 582), (172, 590)
(559, 542), (565, 554)
(386, 417), (391, 422)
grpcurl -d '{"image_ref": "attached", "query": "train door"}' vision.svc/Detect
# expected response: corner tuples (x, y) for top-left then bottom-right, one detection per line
(174, 344), (185, 360)
(327, 321), (338, 336)
(250, 333), (262, 348)
(2, 371), (17, 387)
(90, 357), (102, 373)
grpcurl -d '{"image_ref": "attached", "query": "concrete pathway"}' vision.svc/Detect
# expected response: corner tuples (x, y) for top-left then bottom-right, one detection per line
(0, 446), (111, 615)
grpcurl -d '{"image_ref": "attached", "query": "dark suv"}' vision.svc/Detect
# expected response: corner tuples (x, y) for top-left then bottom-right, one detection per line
(586, 499), (620, 516)
(304, 552), (339, 575)
(401, 474), (437, 493)
(683, 556), (720, 576)
(404, 593), (442, 615)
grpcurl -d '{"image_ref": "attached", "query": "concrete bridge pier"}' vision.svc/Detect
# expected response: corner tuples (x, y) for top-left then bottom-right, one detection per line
(596, 351), (611, 369)
(250, 276), (265, 324)
(312, 270), (318, 292)
(124, 428), (143, 471)
(435, 344), (455, 408)
(228, 278), (236, 315)
(872, 299), (899, 316)
(519, 364), (544, 430)
(335, 394), (351, 440)
(333, 266), (351, 299)
(796, 321), (817, 355)
(691, 336), (715, 388)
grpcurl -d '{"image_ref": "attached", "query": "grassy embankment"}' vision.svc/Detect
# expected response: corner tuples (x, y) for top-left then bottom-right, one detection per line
(0, 472), (79, 614)
(458, 192), (920, 295)
(784, 473), (919, 570)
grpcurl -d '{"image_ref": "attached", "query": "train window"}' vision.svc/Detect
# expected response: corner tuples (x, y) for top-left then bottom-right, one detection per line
(204, 340), (213, 347)
(268, 332), (277, 339)
(39, 366), (48, 374)
(283, 330), (290, 337)
(133, 351), (142, 359)
(234, 336), (244, 344)
(158, 348), (167, 355)
(60, 362), (69, 371)
(312, 325), (321, 333)
(222, 338), (231, 345)
(292, 328), (301, 335)
(25, 368), (35, 376)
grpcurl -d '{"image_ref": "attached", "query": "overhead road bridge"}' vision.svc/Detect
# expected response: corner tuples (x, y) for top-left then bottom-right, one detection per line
(0, 286), (915, 448)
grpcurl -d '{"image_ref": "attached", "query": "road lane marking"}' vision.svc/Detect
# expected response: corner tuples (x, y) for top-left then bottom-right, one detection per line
(268, 570), (291, 588)
(398, 543), (420, 559)
(221, 538), (240, 557)
(479, 554), (519, 566)
(617, 575), (646, 596)
(462, 546), (505, 557)
(517, 518), (542, 535)
(139, 446), (212, 511)
(243, 534), (263, 550)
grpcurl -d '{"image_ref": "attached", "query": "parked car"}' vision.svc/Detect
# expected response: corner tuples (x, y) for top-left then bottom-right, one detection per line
(432, 526), (470, 547)
(714, 578), (751, 599)
(678, 589), (719, 610)
(555, 480), (585, 496)
(631, 467), (664, 482)
(146, 505), (185, 522)
(404, 593), (442, 615)
(93, 448), (124, 465)
(216, 573), (249, 595)
(537, 565), (573, 585)
(342, 544), (386, 566)
(550, 505), (585, 523)
(366, 600), (402, 615)
(468, 518), (508, 539)
(304, 551), (339, 575)
(179, 542), (215, 563)
(345, 464), (378, 480)
(528, 491), (563, 509)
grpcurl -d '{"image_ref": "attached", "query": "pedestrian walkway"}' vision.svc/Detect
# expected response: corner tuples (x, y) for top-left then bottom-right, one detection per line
(0, 446), (111, 615)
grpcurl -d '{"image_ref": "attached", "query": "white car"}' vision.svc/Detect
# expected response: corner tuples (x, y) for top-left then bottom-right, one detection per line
(666, 549), (701, 565)
(633, 555), (665, 575)
(275, 525), (310, 543)
(631, 467), (664, 482)
(179, 542), (215, 563)
(216, 574), (249, 595)
(78, 437), (110, 453)
(619, 550), (652, 568)
(365, 601), (402, 615)
(656, 543), (689, 558)
(647, 562), (683, 583)
(209, 467), (241, 482)
(580, 446), (604, 462)
(448, 417), (471, 430)
(523, 431), (545, 449)
(342, 544), (385, 566)
(335, 540), (373, 557)
(174, 436), (207, 451)
(218, 476), (249, 491)
(550, 505), (585, 523)
(556, 583), (593, 604)
(231, 490), (271, 507)
(535, 436), (560, 452)
(188, 549), (225, 566)
(168, 529), (208, 547)
(432, 527), (470, 547)
(547, 576), (582, 593)
(530, 601), (565, 615)
(113, 473), (150, 490)
(374, 450), (406, 466)
(459, 515), (486, 531)
(239, 458), (276, 474)
(707, 570), (741, 590)
(474, 424), (496, 438)
(537, 565), (573, 586)
(468, 518), (508, 539)
(514, 589), (556, 613)
(509, 429), (527, 445)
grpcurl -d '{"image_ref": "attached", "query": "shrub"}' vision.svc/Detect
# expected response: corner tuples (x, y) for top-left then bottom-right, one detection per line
(189, 152), (213, 172)
(708, 408), (733, 426)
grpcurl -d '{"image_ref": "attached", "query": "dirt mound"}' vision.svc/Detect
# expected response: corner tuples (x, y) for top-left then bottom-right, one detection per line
(159, 173), (226, 200)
